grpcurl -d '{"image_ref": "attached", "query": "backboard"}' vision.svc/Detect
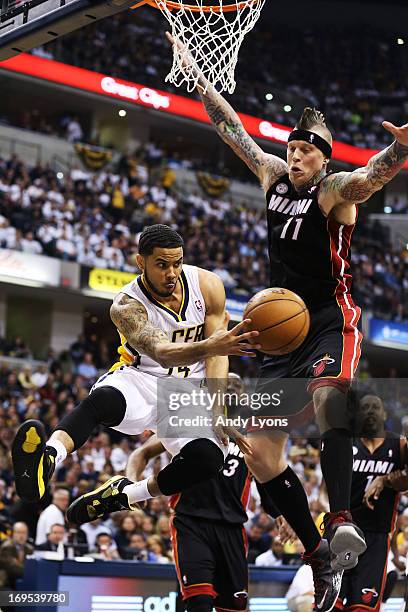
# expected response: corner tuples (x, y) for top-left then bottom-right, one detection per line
(0, 0), (139, 62)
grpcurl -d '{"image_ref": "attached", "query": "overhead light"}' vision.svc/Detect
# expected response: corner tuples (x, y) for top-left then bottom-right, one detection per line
(384, 206), (392, 214)
(265, 93), (274, 101)
(118, 109), (127, 117)
(397, 38), (404, 45)
(56, 172), (64, 179)
(283, 105), (292, 112)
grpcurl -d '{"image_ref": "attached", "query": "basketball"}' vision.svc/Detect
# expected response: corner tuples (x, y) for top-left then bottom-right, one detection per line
(243, 288), (310, 355)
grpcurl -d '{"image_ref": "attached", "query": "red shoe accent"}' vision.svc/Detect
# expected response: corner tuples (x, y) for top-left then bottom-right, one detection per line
(323, 510), (353, 531)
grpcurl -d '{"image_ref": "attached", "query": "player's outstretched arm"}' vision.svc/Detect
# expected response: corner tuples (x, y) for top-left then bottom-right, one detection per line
(320, 121), (408, 205)
(165, 32), (287, 192)
(126, 434), (165, 481)
(110, 293), (260, 369)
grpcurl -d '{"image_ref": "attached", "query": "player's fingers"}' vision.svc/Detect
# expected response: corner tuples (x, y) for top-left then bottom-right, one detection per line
(236, 340), (262, 351)
(382, 120), (398, 135)
(235, 350), (257, 357)
(165, 31), (174, 45)
(236, 330), (260, 341)
(235, 438), (251, 455)
(235, 434), (252, 455)
(229, 318), (252, 335)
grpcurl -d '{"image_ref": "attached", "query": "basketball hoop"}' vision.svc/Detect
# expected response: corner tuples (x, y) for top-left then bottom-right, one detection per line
(131, 0), (266, 94)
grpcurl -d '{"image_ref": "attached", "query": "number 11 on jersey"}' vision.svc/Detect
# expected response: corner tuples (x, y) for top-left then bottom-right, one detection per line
(280, 218), (303, 240)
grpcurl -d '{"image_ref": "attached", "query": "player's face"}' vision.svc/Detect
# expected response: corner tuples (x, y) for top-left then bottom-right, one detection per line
(355, 394), (386, 437)
(287, 140), (326, 188)
(139, 247), (184, 298)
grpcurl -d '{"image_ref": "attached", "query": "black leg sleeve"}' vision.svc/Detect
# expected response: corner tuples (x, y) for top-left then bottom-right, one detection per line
(55, 386), (126, 450)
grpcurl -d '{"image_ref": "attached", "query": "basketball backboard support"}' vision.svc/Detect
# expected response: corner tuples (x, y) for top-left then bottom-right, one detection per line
(0, 0), (139, 62)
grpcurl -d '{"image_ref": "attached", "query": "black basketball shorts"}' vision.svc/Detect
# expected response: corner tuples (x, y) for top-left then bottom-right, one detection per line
(170, 514), (248, 611)
(335, 531), (390, 612)
(246, 300), (362, 430)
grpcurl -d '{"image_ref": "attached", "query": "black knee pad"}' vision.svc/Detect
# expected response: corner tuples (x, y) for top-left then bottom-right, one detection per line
(56, 386), (126, 450)
(180, 438), (224, 471)
(186, 595), (214, 612)
(157, 438), (224, 495)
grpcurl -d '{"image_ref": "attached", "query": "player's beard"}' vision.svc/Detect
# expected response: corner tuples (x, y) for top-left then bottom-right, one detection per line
(144, 268), (176, 298)
(357, 416), (384, 438)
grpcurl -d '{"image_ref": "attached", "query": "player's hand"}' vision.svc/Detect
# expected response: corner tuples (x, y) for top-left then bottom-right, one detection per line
(213, 422), (252, 454)
(165, 31), (207, 91)
(275, 515), (297, 545)
(386, 469), (408, 492)
(213, 422), (252, 455)
(382, 121), (408, 147)
(206, 313), (261, 358)
(363, 475), (385, 510)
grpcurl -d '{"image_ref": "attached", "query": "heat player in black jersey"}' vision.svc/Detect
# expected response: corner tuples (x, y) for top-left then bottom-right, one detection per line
(334, 392), (408, 612)
(128, 433), (253, 612)
(186, 42), (408, 574)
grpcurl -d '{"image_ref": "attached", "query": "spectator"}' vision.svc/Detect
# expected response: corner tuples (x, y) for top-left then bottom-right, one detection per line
(123, 533), (156, 562)
(90, 532), (120, 561)
(80, 518), (110, 551)
(0, 522), (33, 588)
(66, 117), (83, 143)
(20, 231), (43, 255)
(76, 353), (98, 383)
(114, 515), (137, 557)
(246, 523), (271, 564)
(35, 523), (66, 557)
(35, 488), (70, 545)
(146, 535), (171, 563)
(255, 538), (284, 567)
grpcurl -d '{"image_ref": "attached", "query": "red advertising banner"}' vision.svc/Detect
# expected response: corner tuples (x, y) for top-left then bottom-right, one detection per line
(1, 53), (406, 169)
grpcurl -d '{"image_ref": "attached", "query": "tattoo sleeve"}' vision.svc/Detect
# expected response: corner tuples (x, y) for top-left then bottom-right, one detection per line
(321, 140), (408, 203)
(199, 84), (287, 190)
(110, 293), (211, 368)
(110, 294), (169, 361)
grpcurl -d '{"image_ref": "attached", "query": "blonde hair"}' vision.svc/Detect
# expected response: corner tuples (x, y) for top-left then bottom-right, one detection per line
(296, 107), (327, 130)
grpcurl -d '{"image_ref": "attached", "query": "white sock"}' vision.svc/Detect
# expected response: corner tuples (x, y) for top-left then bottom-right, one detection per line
(123, 479), (154, 505)
(46, 440), (67, 467)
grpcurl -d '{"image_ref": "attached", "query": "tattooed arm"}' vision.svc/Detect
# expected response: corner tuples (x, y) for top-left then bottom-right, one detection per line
(110, 293), (259, 368)
(199, 85), (288, 192)
(165, 32), (287, 192)
(320, 121), (408, 208)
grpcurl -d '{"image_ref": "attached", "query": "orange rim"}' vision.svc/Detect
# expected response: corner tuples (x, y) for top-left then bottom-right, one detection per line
(131, 0), (259, 12)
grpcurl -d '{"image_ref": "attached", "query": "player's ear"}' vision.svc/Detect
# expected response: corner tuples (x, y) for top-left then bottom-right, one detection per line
(136, 253), (144, 271)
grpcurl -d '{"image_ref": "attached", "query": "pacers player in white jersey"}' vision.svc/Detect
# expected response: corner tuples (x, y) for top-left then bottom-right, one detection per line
(12, 224), (258, 521)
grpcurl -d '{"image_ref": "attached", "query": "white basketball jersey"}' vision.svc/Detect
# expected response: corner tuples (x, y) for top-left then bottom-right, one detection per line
(111, 264), (206, 378)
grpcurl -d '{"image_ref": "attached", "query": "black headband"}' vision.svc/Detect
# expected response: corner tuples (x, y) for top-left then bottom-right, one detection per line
(288, 129), (332, 159)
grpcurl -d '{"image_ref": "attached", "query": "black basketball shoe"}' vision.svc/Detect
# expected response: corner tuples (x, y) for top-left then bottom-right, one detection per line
(12, 420), (56, 502)
(303, 539), (343, 612)
(323, 510), (367, 571)
(67, 476), (137, 525)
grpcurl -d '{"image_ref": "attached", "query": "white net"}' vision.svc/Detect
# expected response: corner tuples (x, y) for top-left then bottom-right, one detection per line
(154, 0), (266, 94)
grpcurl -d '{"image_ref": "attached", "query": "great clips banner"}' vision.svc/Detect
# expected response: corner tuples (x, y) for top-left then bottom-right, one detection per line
(2, 53), (407, 169)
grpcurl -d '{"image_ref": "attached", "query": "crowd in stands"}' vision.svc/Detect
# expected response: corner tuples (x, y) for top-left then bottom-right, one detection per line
(0, 109), (86, 144)
(0, 348), (406, 584)
(0, 151), (407, 321)
(31, 10), (408, 150)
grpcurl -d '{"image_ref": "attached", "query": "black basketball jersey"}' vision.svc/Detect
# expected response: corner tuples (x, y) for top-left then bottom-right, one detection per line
(265, 173), (356, 311)
(350, 434), (403, 533)
(170, 441), (251, 524)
